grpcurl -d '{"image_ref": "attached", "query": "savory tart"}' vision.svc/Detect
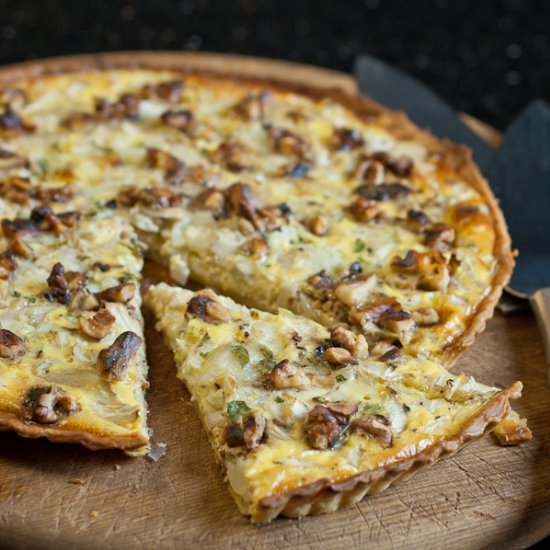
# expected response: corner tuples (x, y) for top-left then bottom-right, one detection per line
(0, 206), (149, 450)
(145, 283), (522, 522)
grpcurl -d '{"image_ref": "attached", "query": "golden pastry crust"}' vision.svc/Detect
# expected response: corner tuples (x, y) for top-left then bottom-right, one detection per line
(0, 410), (148, 450)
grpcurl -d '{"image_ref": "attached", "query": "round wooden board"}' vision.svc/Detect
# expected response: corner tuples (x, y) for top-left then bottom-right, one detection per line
(0, 52), (548, 550)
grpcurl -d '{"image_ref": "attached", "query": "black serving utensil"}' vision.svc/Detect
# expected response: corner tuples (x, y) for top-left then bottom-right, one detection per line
(353, 53), (494, 175)
(490, 100), (550, 368)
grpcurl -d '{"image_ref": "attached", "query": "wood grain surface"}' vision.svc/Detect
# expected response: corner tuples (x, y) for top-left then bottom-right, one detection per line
(0, 52), (548, 550)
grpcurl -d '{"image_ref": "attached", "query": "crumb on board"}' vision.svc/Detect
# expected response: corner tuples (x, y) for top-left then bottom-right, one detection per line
(90, 510), (98, 518)
(147, 442), (168, 462)
(114, 464), (121, 471)
(69, 478), (85, 485)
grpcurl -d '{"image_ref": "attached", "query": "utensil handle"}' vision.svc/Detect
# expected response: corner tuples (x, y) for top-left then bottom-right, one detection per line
(530, 288), (550, 376)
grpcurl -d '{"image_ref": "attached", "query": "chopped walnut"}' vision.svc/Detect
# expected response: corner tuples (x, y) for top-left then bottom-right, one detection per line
(1, 87), (28, 110)
(267, 126), (310, 160)
(371, 341), (401, 361)
(97, 331), (142, 381)
(351, 296), (414, 334)
(26, 386), (80, 424)
(330, 326), (369, 359)
(0, 328), (25, 358)
(141, 80), (184, 103)
(369, 151), (413, 178)
(8, 236), (32, 258)
(353, 414), (393, 447)
(267, 359), (308, 389)
(1, 217), (37, 239)
(0, 175), (33, 205)
(324, 347), (353, 366)
(304, 402), (356, 450)
(353, 157), (385, 184)
(79, 309), (116, 340)
(44, 262), (71, 305)
(211, 141), (251, 172)
(0, 149), (29, 171)
(424, 222), (456, 247)
(225, 182), (264, 229)
(243, 237), (268, 258)
(225, 413), (266, 449)
(146, 147), (184, 178)
(95, 93), (140, 120)
(95, 282), (136, 304)
(350, 196), (379, 222)
(356, 182), (412, 202)
(118, 186), (181, 208)
(307, 270), (334, 290)
(160, 110), (197, 135)
(190, 188), (225, 213)
(0, 108), (35, 136)
(406, 209), (431, 230)
(334, 274), (377, 307)
(233, 91), (272, 120)
(0, 251), (17, 279)
(307, 215), (329, 236)
(391, 249), (450, 291)
(187, 291), (230, 323)
(330, 127), (365, 151)
(35, 184), (76, 204)
(411, 307), (440, 326)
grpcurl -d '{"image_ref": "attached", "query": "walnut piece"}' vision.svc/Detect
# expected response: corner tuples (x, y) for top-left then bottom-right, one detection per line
(0, 328), (25, 358)
(330, 326), (369, 359)
(26, 386), (80, 424)
(95, 282), (136, 304)
(225, 412), (266, 449)
(187, 291), (230, 323)
(324, 347), (353, 366)
(353, 414), (393, 447)
(304, 401), (357, 450)
(267, 359), (308, 389)
(233, 91), (272, 121)
(79, 309), (116, 340)
(391, 249), (450, 291)
(97, 331), (142, 381)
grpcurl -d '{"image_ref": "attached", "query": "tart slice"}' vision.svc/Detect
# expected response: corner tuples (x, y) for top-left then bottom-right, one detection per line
(0, 206), (149, 451)
(145, 282), (522, 523)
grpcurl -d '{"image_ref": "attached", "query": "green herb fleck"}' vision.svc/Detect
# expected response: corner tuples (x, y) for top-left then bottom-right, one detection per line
(259, 345), (274, 359)
(313, 396), (326, 403)
(122, 271), (140, 283)
(275, 396), (284, 404)
(227, 400), (251, 421)
(25, 295), (37, 303)
(335, 374), (346, 383)
(199, 351), (209, 359)
(230, 344), (250, 367)
(36, 159), (49, 176)
(363, 402), (383, 415)
(12, 291), (21, 298)
(353, 239), (365, 253)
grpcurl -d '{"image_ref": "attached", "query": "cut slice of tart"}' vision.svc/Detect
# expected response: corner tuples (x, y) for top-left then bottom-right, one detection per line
(145, 282), (522, 523)
(0, 206), (149, 451)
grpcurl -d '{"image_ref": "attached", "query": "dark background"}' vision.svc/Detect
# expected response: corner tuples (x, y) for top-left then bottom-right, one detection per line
(1, 0), (548, 130)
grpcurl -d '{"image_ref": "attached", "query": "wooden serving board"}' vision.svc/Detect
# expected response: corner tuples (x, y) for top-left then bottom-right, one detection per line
(1, 52), (548, 550)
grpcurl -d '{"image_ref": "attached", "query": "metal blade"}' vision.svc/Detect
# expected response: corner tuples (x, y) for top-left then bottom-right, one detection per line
(353, 54), (493, 174)
(490, 99), (550, 296)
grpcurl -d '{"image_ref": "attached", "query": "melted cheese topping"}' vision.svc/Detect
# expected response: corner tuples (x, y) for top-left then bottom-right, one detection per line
(146, 283), (506, 521)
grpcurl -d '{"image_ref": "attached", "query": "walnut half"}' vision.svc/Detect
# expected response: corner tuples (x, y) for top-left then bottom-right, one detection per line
(0, 328), (25, 359)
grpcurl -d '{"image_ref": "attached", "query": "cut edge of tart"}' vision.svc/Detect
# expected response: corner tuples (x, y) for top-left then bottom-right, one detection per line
(145, 282), (522, 523)
(0, 207), (150, 451)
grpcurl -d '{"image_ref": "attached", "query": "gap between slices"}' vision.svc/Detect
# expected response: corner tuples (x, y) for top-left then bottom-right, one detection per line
(145, 283), (522, 522)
